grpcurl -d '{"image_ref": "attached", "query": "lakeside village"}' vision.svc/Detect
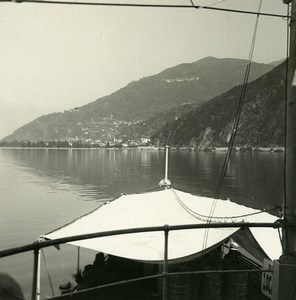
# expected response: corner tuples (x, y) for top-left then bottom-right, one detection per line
(0, 113), (285, 152)
(0, 138), (285, 153)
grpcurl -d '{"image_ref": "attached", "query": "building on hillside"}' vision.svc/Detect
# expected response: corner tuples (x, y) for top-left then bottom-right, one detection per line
(140, 137), (150, 145)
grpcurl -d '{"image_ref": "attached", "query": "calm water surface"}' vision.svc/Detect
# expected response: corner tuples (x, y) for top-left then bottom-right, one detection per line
(0, 148), (284, 298)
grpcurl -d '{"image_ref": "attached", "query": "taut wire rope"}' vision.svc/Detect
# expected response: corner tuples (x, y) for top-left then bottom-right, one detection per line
(0, 0), (288, 19)
(189, 0), (227, 10)
(41, 248), (55, 297)
(202, 0), (263, 250)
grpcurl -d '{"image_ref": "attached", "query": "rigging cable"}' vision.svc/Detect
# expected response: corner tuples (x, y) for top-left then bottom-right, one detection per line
(189, 0), (227, 10)
(0, 0), (288, 19)
(41, 248), (55, 297)
(202, 0), (263, 250)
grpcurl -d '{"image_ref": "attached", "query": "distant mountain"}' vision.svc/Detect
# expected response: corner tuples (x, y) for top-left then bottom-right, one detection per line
(152, 62), (285, 148)
(120, 103), (198, 140)
(2, 57), (274, 142)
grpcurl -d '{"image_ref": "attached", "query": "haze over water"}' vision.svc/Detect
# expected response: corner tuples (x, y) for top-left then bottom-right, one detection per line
(0, 148), (284, 298)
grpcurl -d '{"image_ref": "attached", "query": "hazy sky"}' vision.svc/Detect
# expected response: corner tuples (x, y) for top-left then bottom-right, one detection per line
(0, 0), (288, 139)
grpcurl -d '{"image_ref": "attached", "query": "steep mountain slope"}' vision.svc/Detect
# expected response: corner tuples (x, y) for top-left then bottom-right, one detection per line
(75, 57), (273, 121)
(121, 103), (198, 140)
(152, 62), (285, 148)
(2, 57), (273, 142)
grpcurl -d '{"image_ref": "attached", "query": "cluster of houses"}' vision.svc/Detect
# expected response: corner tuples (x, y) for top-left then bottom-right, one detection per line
(64, 136), (152, 148)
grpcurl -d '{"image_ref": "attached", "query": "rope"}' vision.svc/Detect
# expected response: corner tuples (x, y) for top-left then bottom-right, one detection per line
(203, 0), (263, 250)
(143, 186), (164, 193)
(171, 188), (280, 222)
(41, 248), (55, 297)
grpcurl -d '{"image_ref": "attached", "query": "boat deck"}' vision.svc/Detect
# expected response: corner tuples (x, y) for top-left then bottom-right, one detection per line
(50, 274), (270, 300)
(49, 249), (271, 300)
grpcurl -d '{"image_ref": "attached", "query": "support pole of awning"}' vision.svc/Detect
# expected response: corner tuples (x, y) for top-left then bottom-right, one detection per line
(159, 146), (171, 188)
(77, 246), (81, 272)
(163, 225), (169, 300)
(165, 145), (169, 182)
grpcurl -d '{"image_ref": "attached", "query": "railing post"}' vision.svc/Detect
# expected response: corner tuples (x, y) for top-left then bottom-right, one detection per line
(31, 242), (41, 300)
(163, 225), (169, 300)
(77, 246), (81, 272)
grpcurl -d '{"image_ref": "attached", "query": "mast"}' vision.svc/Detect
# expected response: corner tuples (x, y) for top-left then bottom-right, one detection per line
(159, 145), (171, 189)
(272, 1), (296, 299)
(165, 145), (169, 182)
(283, 0), (296, 260)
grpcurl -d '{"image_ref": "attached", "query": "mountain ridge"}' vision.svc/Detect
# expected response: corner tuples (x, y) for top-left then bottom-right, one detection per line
(2, 57), (275, 144)
(151, 62), (285, 148)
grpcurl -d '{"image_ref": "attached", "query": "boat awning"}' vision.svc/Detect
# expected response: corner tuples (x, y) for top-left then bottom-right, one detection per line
(44, 188), (282, 262)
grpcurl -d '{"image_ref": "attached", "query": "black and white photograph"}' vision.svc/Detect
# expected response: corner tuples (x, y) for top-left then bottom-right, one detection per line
(0, 1), (294, 299)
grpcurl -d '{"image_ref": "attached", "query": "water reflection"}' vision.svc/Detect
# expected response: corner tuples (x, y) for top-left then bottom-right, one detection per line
(0, 148), (284, 209)
(0, 148), (284, 299)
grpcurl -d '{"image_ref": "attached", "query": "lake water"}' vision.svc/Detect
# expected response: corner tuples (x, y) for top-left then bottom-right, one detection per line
(0, 148), (284, 299)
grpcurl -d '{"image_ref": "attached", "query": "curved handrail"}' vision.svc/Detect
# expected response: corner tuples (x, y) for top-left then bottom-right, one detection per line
(0, 221), (282, 300)
(0, 221), (282, 258)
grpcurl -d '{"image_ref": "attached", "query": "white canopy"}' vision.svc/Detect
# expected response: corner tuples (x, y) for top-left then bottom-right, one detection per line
(44, 188), (282, 262)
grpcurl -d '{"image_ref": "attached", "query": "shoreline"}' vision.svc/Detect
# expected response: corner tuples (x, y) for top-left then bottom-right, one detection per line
(0, 146), (285, 153)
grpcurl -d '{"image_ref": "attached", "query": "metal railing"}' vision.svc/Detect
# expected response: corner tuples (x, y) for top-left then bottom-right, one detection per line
(0, 221), (281, 300)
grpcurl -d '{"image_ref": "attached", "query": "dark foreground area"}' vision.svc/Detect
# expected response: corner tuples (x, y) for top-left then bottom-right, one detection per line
(51, 249), (270, 300)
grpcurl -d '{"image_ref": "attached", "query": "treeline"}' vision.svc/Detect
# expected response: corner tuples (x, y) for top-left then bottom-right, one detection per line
(0, 140), (101, 148)
(152, 62), (285, 148)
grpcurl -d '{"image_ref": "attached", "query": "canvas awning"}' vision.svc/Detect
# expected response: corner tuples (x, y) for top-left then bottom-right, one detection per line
(44, 188), (282, 262)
